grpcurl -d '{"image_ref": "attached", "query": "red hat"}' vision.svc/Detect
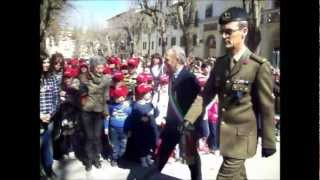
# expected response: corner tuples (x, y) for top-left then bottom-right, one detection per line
(80, 63), (88, 69)
(144, 73), (153, 83)
(136, 73), (148, 84)
(64, 67), (77, 78)
(68, 58), (79, 66)
(135, 83), (152, 95)
(159, 74), (169, 85)
(112, 71), (124, 81)
(127, 58), (139, 68)
(110, 85), (128, 98)
(103, 64), (112, 75)
(108, 56), (121, 65)
(120, 63), (128, 70)
(79, 58), (85, 64)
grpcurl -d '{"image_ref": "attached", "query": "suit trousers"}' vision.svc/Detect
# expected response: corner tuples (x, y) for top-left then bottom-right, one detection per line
(217, 156), (247, 180)
(156, 127), (202, 180)
(80, 111), (104, 165)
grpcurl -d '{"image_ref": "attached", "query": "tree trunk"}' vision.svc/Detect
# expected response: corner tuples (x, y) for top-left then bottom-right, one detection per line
(160, 31), (166, 56)
(148, 32), (151, 57)
(246, 0), (262, 53)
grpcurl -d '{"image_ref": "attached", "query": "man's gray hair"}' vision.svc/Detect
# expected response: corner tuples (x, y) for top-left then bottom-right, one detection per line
(89, 56), (105, 72)
(238, 21), (248, 29)
(171, 46), (187, 65)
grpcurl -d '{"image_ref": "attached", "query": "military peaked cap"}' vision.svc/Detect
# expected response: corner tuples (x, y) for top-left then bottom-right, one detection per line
(219, 7), (249, 25)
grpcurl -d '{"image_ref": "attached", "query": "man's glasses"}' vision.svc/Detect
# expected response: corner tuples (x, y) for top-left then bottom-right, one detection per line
(219, 28), (241, 36)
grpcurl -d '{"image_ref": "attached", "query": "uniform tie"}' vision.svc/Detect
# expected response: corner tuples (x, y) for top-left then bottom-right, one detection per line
(230, 58), (237, 70)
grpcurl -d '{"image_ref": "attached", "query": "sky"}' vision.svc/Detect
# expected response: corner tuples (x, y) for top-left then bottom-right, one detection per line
(63, 0), (136, 30)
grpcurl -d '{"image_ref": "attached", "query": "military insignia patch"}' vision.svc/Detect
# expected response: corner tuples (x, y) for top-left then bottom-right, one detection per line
(223, 12), (231, 20)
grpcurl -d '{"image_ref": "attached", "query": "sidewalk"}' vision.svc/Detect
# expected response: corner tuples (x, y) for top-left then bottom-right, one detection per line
(53, 141), (280, 180)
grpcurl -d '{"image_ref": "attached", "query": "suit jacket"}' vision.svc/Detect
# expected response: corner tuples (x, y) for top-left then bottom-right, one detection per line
(202, 47), (276, 159)
(166, 67), (204, 135)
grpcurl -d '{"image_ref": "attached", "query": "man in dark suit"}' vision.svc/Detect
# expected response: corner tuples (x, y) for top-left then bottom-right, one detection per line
(202, 7), (276, 180)
(145, 46), (203, 180)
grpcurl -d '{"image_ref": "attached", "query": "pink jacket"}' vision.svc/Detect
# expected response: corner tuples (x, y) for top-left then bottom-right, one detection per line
(207, 102), (218, 124)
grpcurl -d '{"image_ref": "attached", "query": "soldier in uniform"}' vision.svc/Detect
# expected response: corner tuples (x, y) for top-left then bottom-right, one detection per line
(202, 7), (276, 180)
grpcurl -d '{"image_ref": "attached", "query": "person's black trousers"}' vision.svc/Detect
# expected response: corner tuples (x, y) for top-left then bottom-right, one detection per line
(156, 127), (202, 180)
(80, 111), (104, 165)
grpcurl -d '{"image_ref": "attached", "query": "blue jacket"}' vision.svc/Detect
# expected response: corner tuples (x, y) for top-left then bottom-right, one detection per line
(105, 100), (132, 129)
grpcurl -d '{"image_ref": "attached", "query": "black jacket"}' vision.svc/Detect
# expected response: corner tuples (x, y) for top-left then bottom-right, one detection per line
(166, 67), (200, 127)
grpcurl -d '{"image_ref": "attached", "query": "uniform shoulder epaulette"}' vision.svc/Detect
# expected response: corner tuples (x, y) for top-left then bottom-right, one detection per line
(250, 53), (267, 64)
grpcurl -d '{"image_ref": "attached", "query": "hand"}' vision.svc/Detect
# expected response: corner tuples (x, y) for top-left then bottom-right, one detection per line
(40, 114), (51, 123)
(262, 148), (276, 157)
(60, 91), (66, 97)
(104, 129), (108, 135)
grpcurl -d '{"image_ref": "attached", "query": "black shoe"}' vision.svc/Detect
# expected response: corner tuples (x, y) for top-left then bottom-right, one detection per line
(93, 160), (102, 169)
(84, 163), (93, 171)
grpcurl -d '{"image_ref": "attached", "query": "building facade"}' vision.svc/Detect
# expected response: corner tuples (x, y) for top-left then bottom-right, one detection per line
(106, 0), (280, 65)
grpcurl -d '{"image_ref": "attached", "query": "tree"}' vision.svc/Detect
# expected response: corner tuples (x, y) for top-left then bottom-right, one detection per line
(40, 0), (69, 58)
(242, 0), (263, 53)
(176, 0), (197, 56)
(138, 0), (175, 56)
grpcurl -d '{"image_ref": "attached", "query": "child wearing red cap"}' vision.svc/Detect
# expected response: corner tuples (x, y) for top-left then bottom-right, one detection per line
(124, 84), (159, 167)
(105, 85), (132, 167)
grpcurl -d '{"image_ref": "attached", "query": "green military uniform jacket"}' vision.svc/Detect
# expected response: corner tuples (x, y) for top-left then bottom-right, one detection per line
(202, 47), (276, 159)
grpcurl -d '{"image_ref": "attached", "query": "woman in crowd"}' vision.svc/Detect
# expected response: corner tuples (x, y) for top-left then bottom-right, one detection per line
(49, 52), (65, 88)
(78, 62), (89, 84)
(80, 56), (112, 171)
(149, 53), (164, 89)
(40, 53), (60, 179)
(206, 95), (219, 154)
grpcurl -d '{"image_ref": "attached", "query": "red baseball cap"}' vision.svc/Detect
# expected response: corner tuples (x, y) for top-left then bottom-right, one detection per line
(135, 83), (152, 95)
(111, 85), (128, 98)
(112, 71), (124, 81)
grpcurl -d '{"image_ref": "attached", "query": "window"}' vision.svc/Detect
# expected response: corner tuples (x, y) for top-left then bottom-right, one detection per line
(143, 42), (147, 50)
(194, 11), (199, 27)
(180, 36), (185, 46)
(159, 38), (161, 46)
(172, 17), (178, 29)
(205, 4), (213, 18)
(171, 37), (176, 46)
(193, 34), (197, 46)
(152, 41), (154, 49)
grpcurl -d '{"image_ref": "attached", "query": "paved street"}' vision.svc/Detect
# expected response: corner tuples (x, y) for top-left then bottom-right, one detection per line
(53, 139), (280, 180)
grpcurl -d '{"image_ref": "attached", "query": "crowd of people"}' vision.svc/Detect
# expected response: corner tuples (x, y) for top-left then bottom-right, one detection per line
(40, 49), (221, 179)
(40, 7), (280, 180)
(40, 51), (280, 179)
